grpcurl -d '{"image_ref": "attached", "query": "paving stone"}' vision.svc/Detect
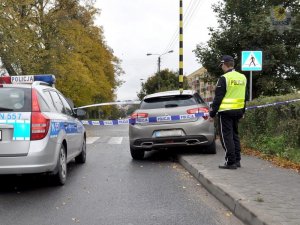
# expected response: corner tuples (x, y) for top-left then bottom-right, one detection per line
(178, 140), (300, 225)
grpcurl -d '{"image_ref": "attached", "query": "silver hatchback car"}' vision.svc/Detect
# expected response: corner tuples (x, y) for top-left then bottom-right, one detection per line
(0, 75), (86, 185)
(129, 90), (216, 159)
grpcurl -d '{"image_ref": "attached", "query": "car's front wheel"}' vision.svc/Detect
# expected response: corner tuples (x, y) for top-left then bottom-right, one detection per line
(75, 137), (86, 164)
(130, 146), (145, 160)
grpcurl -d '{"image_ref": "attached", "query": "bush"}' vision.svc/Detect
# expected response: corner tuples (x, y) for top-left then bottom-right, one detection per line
(240, 93), (300, 163)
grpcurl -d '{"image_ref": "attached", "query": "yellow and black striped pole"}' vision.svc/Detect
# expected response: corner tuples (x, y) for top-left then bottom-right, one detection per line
(179, 0), (183, 94)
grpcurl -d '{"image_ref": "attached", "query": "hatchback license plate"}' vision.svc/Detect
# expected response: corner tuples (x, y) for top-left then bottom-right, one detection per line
(153, 130), (184, 138)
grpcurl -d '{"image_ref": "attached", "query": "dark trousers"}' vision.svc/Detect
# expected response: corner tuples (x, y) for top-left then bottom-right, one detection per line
(218, 109), (244, 165)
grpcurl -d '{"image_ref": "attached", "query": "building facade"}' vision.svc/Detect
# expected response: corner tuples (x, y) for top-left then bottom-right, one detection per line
(187, 67), (216, 102)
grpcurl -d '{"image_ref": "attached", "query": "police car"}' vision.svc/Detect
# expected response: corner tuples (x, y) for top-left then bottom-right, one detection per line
(0, 75), (86, 185)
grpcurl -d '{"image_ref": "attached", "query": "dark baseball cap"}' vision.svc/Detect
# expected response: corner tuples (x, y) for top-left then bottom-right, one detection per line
(219, 55), (234, 67)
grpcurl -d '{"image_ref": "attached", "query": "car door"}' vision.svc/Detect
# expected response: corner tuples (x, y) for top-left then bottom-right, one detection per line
(58, 92), (83, 156)
(49, 91), (77, 159)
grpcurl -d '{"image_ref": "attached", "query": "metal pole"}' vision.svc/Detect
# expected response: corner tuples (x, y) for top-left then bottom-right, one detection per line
(179, 0), (183, 94)
(250, 71), (252, 101)
(158, 56), (161, 90)
(158, 56), (161, 73)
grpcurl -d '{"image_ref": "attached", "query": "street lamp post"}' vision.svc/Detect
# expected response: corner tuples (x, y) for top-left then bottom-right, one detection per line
(146, 50), (173, 90)
(146, 50), (174, 73)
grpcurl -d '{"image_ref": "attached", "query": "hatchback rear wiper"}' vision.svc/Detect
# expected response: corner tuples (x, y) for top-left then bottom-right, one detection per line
(165, 104), (178, 108)
(0, 107), (13, 111)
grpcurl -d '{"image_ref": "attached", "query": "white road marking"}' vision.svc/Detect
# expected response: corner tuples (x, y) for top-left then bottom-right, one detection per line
(86, 137), (100, 144)
(107, 137), (123, 144)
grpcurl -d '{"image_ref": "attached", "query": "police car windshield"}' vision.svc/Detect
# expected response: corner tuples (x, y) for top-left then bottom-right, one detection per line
(0, 88), (31, 112)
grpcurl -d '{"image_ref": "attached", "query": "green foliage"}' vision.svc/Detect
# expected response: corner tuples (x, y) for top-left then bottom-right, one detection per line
(240, 93), (300, 163)
(106, 105), (126, 120)
(126, 105), (139, 116)
(137, 69), (189, 100)
(194, 0), (300, 97)
(0, 0), (123, 116)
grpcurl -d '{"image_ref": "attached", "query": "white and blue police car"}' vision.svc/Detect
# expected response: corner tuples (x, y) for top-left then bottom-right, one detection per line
(0, 74), (86, 185)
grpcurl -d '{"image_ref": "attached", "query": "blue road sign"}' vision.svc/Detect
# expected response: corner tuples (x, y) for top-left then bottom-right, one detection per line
(241, 51), (262, 71)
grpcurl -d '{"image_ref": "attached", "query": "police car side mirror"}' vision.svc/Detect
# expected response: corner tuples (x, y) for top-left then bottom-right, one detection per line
(75, 108), (86, 117)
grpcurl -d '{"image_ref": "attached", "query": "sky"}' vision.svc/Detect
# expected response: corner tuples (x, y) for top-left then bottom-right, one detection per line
(94, 0), (219, 101)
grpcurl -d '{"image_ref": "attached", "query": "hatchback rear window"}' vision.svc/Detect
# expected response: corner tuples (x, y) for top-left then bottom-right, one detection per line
(0, 88), (31, 112)
(140, 95), (197, 109)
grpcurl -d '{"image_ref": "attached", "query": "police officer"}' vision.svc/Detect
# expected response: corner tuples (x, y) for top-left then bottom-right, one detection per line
(209, 55), (247, 169)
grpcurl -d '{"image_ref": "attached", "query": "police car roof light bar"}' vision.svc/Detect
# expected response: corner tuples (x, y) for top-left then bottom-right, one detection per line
(0, 74), (56, 85)
(0, 76), (11, 84)
(34, 74), (56, 85)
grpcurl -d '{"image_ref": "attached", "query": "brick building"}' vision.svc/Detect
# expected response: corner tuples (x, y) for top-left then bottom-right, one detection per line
(187, 67), (216, 102)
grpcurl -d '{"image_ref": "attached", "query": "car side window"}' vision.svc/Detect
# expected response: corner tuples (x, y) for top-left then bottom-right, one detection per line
(42, 91), (57, 112)
(37, 92), (51, 112)
(58, 93), (73, 116)
(49, 91), (65, 114)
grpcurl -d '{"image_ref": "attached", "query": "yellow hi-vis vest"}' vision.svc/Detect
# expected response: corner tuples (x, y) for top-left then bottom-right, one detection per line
(219, 71), (247, 111)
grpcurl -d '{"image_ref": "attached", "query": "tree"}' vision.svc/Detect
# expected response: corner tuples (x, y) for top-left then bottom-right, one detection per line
(0, 0), (123, 115)
(137, 69), (189, 100)
(194, 0), (300, 98)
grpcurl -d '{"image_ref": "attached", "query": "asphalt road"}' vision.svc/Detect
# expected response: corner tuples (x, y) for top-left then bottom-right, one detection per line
(0, 125), (244, 225)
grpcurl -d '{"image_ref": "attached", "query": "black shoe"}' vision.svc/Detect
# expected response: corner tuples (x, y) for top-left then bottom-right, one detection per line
(235, 162), (241, 168)
(219, 163), (237, 169)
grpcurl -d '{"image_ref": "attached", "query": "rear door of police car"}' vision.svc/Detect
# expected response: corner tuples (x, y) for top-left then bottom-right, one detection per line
(57, 91), (83, 156)
(47, 90), (82, 159)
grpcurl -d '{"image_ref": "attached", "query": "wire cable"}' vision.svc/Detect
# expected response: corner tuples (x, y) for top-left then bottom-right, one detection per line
(164, 0), (204, 53)
(164, 0), (197, 53)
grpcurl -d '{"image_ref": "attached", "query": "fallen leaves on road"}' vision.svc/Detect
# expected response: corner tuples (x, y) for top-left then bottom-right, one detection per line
(226, 212), (232, 217)
(72, 217), (80, 223)
(242, 145), (300, 173)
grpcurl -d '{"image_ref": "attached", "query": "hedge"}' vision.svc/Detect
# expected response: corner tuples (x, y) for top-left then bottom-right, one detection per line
(239, 93), (300, 163)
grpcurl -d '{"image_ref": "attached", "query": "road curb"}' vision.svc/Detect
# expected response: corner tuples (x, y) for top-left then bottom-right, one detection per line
(178, 155), (269, 225)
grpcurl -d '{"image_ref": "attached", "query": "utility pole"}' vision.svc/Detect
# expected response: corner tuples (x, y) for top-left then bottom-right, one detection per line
(158, 57), (161, 73)
(179, 0), (183, 94)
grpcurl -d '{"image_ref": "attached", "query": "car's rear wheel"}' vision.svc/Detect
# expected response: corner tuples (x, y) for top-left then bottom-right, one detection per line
(75, 137), (86, 164)
(53, 145), (67, 185)
(206, 140), (216, 154)
(130, 146), (145, 160)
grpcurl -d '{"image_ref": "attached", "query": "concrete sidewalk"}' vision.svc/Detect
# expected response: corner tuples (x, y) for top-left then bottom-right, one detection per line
(178, 140), (300, 225)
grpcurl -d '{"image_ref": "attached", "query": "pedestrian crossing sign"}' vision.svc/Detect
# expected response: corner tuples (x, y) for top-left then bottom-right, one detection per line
(241, 51), (262, 71)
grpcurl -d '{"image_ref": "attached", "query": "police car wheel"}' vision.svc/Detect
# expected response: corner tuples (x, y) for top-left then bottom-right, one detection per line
(75, 138), (86, 164)
(130, 146), (144, 160)
(53, 145), (67, 185)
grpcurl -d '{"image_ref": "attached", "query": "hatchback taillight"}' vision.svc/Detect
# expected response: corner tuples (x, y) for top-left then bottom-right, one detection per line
(30, 89), (50, 140)
(187, 107), (209, 120)
(130, 112), (149, 119)
(31, 112), (50, 140)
